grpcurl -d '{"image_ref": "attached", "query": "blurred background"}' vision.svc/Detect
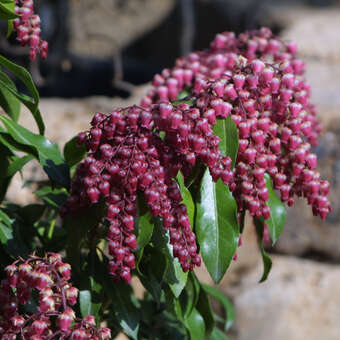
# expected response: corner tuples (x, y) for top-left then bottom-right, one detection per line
(1, 0), (340, 339)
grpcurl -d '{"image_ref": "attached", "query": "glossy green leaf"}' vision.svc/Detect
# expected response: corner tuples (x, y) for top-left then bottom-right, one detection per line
(136, 194), (154, 250)
(176, 172), (195, 227)
(185, 308), (205, 340)
(213, 115), (239, 168)
(0, 1), (18, 20)
(0, 208), (13, 226)
(196, 170), (239, 283)
(0, 70), (21, 121)
(0, 221), (12, 243)
(196, 286), (215, 336)
(202, 283), (235, 331)
(211, 327), (231, 340)
(7, 155), (33, 177)
(0, 115), (70, 188)
(0, 129), (36, 155)
(254, 218), (272, 282)
(264, 174), (286, 244)
(0, 55), (44, 134)
(79, 290), (101, 321)
(153, 219), (188, 298)
(180, 272), (200, 320)
(79, 290), (92, 317)
(63, 136), (87, 168)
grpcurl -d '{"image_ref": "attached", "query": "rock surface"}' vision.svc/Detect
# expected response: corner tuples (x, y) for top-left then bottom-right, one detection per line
(231, 255), (340, 340)
(69, 0), (175, 57)
(266, 4), (340, 260)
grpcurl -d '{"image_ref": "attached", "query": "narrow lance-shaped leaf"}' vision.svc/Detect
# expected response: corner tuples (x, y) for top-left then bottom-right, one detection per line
(195, 284), (215, 336)
(0, 222), (13, 244)
(0, 55), (44, 134)
(264, 174), (286, 244)
(213, 115), (239, 168)
(153, 218), (188, 298)
(254, 218), (272, 282)
(176, 171), (195, 227)
(202, 283), (235, 331)
(0, 70), (21, 121)
(79, 290), (101, 322)
(196, 170), (239, 283)
(211, 327), (232, 340)
(0, 115), (70, 188)
(185, 308), (206, 340)
(135, 194), (154, 250)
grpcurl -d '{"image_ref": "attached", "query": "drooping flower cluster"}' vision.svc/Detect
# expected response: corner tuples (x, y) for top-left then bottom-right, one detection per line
(64, 108), (201, 283)
(65, 27), (331, 283)
(141, 27), (331, 220)
(0, 253), (110, 339)
(13, 0), (48, 60)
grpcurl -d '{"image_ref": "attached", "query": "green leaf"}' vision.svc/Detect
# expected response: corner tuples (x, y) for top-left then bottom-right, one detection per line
(153, 219), (188, 298)
(213, 115), (239, 168)
(180, 272), (200, 320)
(254, 218), (272, 282)
(91, 254), (140, 339)
(0, 115), (70, 188)
(0, 208), (13, 227)
(0, 1), (19, 20)
(196, 170), (239, 283)
(202, 284), (235, 331)
(63, 136), (87, 168)
(79, 290), (101, 321)
(196, 286), (215, 336)
(0, 70), (21, 121)
(185, 308), (206, 340)
(0, 129), (36, 155)
(177, 89), (190, 100)
(210, 327), (231, 340)
(79, 290), (92, 317)
(7, 19), (13, 38)
(65, 200), (106, 275)
(176, 172), (195, 227)
(138, 245), (167, 305)
(0, 221), (12, 243)
(35, 186), (68, 209)
(7, 155), (33, 177)
(264, 174), (286, 244)
(0, 55), (44, 134)
(108, 282), (140, 339)
(136, 194), (154, 250)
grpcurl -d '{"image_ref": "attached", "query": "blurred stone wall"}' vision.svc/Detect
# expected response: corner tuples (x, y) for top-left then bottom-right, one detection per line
(68, 0), (175, 57)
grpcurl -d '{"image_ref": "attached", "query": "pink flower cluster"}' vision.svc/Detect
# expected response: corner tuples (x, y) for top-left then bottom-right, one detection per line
(141, 27), (331, 220)
(65, 27), (331, 283)
(0, 253), (110, 339)
(13, 0), (48, 60)
(63, 108), (201, 283)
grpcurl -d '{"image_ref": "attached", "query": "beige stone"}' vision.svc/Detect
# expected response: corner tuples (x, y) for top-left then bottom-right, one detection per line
(69, 0), (175, 57)
(271, 6), (340, 63)
(232, 255), (340, 340)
